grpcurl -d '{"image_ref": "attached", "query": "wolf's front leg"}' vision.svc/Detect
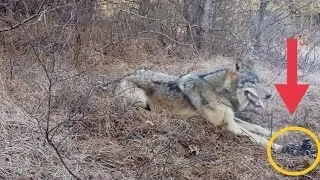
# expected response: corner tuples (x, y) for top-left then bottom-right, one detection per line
(234, 117), (272, 137)
(224, 109), (283, 152)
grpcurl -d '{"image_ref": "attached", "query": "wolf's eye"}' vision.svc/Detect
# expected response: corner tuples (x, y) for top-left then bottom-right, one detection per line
(249, 81), (255, 84)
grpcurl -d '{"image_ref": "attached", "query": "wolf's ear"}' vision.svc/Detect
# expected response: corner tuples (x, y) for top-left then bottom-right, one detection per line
(235, 59), (244, 72)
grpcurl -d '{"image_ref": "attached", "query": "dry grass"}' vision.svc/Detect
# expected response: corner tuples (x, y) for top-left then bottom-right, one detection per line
(1, 1), (319, 179)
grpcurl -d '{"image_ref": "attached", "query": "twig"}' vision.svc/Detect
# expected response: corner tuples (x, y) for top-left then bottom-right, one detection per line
(267, 67), (285, 86)
(137, 141), (172, 180)
(303, 175), (316, 180)
(270, 109), (274, 138)
(209, 29), (285, 64)
(120, 10), (158, 21)
(19, 15), (82, 180)
(266, 2), (312, 27)
(187, 21), (199, 54)
(20, 23), (53, 139)
(0, 1), (46, 32)
(120, 9), (192, 27)
(47, 138), (81, 180)
(105, 30), (195, 52)
(146, 30), (194, 47)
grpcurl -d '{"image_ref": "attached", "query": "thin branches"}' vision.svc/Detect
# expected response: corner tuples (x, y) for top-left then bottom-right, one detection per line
(105, 30), (197, 53)
(137, 141), (172, 180)
(0, 1), (46, 32)
(18, 14), (82, 180)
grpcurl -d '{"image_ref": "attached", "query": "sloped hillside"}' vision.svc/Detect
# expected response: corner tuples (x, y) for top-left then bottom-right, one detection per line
(1, 52), (319, 179)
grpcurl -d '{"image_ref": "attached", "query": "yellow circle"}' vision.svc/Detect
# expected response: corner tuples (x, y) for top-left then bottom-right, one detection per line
(267, 126), (320, 176)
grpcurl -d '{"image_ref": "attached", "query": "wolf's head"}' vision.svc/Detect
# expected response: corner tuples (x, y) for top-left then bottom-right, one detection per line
(232, 60), (271, 111)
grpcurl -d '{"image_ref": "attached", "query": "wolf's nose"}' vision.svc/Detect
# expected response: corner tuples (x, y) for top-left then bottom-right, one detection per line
(265, 94), (271, 99)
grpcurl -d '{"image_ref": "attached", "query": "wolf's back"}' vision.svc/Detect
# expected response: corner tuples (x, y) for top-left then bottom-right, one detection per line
(114, 69), (180, 108)
(123, 69), (178, 91)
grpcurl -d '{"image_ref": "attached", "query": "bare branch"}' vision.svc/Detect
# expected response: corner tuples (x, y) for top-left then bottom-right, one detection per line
(16, 12), (82, 180)
(0, 1), (46, 32)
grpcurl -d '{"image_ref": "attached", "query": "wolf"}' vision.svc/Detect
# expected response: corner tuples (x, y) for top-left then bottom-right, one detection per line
(114, 60), (291, 153)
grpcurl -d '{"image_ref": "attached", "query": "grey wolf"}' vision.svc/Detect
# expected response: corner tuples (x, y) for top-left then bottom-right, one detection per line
(115, 60), (285, 152)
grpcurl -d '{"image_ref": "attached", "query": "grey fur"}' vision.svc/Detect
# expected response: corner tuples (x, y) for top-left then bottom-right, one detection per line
(115, 61), (285, 153)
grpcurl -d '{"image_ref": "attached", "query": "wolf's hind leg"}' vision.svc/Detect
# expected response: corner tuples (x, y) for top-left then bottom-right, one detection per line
(116, 80), (150, 110)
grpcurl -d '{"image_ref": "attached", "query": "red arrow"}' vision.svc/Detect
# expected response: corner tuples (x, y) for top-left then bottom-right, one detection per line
(275, 38), (309, 114)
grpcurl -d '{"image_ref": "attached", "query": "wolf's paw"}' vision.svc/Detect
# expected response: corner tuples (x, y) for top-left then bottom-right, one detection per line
(282, 138), (317, 157)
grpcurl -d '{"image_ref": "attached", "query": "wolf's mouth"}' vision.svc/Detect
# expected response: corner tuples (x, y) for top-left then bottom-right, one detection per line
(244, 91), (264, 108)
